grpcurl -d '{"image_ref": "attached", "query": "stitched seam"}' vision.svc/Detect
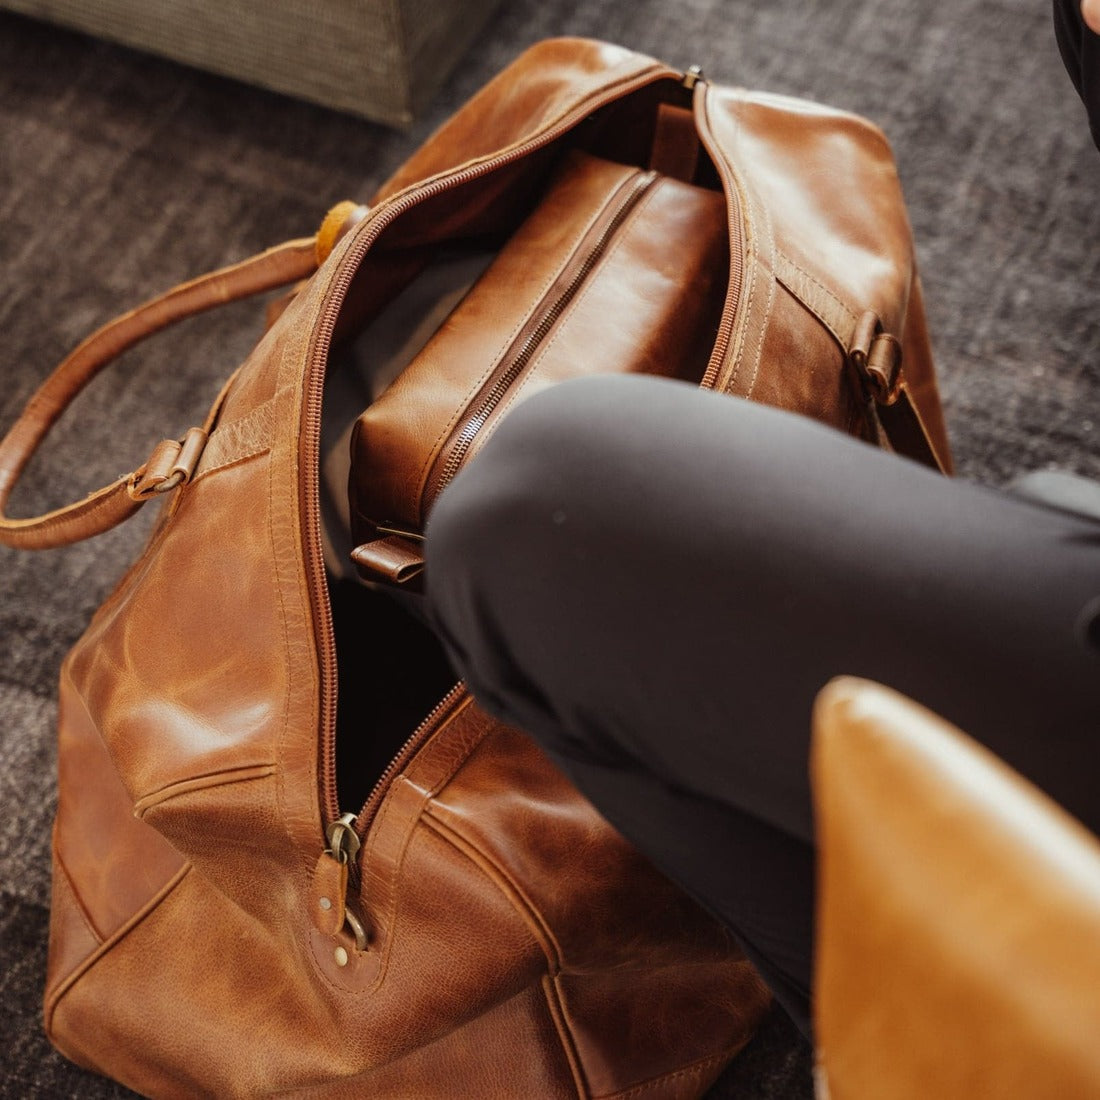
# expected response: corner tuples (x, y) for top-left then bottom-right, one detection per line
(403, 695), (486, 796)
(773, 252), (856, 355)
(195, 398), (277, 479)
(134, 764), (276, 815)
(52, 848), (104, 945)
(776, 251), (857, 333)
(744, 196), (775, 400)
(598, 1048), (740, 1099)
(729, 249), (757, 391)
(359, 777), (424, 994)
(422, 813), (563, 969)
(358, 700), (499, 982)
(44, 863), (192, 1032)
(489, 178), (663, 428)
(699, 87), (752, 393)
(267, 368), (310, 877)
(190, 446), (271, 482)
(1, 479), (131, 535)
(542, 974), (589, 1099)
(413, 167), (649, 500)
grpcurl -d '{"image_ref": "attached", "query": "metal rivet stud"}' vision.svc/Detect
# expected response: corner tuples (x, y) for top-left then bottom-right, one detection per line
(334, 946), (349, 967)
(318, 896), (332, 911)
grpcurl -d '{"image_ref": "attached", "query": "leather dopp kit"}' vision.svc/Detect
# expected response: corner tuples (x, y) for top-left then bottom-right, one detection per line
(0, 38), (952, 1098)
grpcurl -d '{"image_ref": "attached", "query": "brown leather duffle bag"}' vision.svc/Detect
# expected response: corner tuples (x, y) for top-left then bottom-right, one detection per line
(0, 38), (951, 1099)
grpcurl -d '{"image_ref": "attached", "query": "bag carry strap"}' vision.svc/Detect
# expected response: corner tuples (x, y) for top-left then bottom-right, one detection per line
(0, 226), (347, 550)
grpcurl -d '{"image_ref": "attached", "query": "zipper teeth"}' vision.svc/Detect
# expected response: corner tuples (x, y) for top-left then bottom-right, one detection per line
(699, 240), (744, 389)
(353, 681), (466, 837)
(305, 63), (677, 832)
(422, 170), (658, 517)
(697, 89), (744, 390)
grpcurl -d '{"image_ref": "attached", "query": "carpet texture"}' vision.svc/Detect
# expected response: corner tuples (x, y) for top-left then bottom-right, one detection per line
(0, 1), (1097, 1096)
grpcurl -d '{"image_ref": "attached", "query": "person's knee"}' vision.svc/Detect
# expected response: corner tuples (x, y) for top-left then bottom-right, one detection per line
(426, 376), (645, 582)
(1084, 0), (1100, 35)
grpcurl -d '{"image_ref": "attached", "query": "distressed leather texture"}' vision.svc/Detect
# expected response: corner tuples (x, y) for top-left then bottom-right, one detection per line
(351, 149), (729, 537)
(812, 679), (1100, 1099)
(346, 40), (951, 573)
(10, 39), (794, 1100)
(0, 37), (959, 1098)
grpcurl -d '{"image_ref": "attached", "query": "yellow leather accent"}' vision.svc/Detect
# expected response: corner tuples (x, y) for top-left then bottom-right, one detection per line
(812, 678), (1100, 1099)
(315, 200), (364, 265)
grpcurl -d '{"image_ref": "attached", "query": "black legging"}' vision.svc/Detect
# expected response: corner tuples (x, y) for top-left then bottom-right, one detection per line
(424, 375), (1100, 1037)
(1054, 0), (1100, 149)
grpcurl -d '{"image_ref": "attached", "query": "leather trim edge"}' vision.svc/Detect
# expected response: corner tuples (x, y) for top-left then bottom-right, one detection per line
(44, 863), (193, 1035)
(542, 974), (589, 1099)
(420, 812), (564, 969)
(133, 764), (277, 816)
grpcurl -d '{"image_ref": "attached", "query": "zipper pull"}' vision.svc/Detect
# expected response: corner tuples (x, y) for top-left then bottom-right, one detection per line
(682, 64), (705, 90)
(311, 812), (369, 952)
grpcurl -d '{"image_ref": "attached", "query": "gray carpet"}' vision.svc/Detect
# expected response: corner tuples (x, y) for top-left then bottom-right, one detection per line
(1, 1), (1097, 1096)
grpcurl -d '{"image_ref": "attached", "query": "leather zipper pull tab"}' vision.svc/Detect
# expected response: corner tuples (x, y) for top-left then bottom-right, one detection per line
(311, 812), (369, 949)
(351, 531), (426, 586)
(311, 848), (348, 937)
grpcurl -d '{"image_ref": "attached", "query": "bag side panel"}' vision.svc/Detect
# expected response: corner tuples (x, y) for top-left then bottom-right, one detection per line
(422, 723), (772, 1096)
(705, 87), (914, 349)
(734, 280), (864, 435)
(59, 273), (335, 939)
(551, 966), (767, 1100)
(45, 665), (187, 1027)
(283, 982), (581, 1099)
(48, 816), (566, 1097)
(699, 86), (949, 463)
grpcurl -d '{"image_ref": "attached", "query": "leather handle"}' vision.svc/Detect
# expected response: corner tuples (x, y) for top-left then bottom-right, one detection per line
(0, 237), (320, 550)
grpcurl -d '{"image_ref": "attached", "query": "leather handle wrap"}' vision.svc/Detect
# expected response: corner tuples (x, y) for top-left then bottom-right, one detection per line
(0, 237), (319, 550)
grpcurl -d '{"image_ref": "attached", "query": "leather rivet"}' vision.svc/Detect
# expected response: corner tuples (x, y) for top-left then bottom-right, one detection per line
(334, 946), (349, 967)
(318, 896), (332, 911)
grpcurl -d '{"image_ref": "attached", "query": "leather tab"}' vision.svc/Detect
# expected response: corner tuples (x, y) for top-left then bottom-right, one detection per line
(310, 850), (348, 937)
(172, 426), (208, 484)
(351, 535), (426, 585)
(316, 201), (370, 266)
(865, 333), (903, 404)
(649, 104), (700, 182)
(848, 310), (946, 474)
(127, 427), (209, 501)
(146, 439), (182, 483)
(849, 310), (903, 403)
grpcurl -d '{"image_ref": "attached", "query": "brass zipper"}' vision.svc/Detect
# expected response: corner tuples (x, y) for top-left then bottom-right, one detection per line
(418, 168), (659, 522)
(356, 681), (467, 835)
(304, 62), (682, 838)
(324, 682), (466, 948)
(696, 84), (746, 391)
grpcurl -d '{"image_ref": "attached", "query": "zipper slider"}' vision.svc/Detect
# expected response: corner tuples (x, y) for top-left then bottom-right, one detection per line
(311, 812), (369, 954)
(682, 64), (705, 90)
(327, 811), (362, 864)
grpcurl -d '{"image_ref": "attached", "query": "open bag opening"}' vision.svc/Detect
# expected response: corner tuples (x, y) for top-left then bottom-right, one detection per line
(317, 78), (731, 812)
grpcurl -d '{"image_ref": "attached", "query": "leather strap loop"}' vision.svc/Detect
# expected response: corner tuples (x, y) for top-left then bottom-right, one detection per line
(0, 237), (319, 550)
(847, 309), (948, 474)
